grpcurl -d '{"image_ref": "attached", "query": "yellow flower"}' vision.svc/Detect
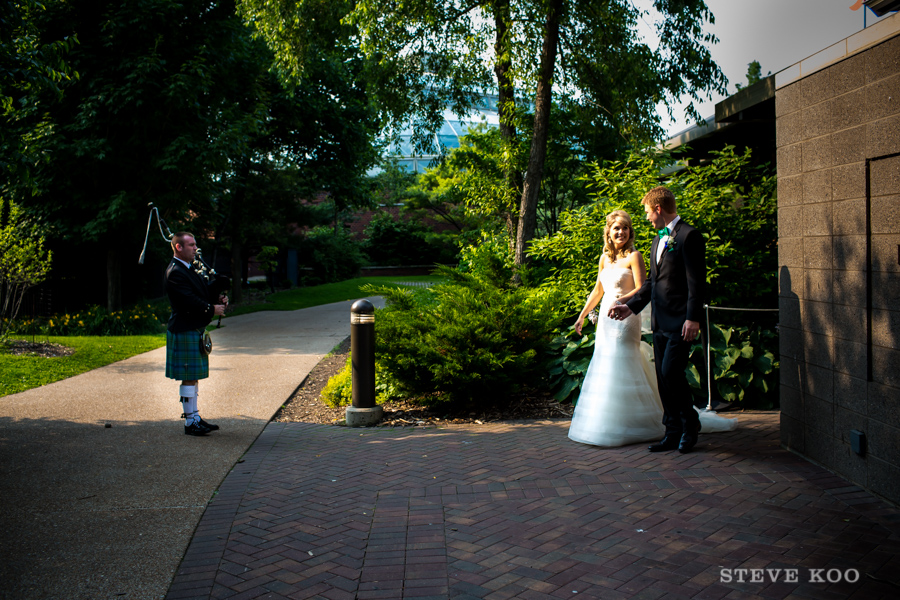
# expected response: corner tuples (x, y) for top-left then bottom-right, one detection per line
(78, 320), (84, 326)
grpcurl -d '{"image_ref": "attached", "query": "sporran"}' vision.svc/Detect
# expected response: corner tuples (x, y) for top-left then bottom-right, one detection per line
(199, 331), (212, 356)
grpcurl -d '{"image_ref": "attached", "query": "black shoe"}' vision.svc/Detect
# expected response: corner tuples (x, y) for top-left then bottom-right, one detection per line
(678, 432), (698, 454)
(198, 418), (219, 431)
(648, 436), (680, 452)
(184, 421), (212, 436)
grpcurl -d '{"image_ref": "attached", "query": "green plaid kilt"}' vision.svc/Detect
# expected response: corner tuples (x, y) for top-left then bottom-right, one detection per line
(165, 329), (209, 380)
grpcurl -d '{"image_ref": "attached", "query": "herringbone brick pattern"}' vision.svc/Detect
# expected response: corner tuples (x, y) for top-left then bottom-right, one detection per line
(166, 412), (900, 599)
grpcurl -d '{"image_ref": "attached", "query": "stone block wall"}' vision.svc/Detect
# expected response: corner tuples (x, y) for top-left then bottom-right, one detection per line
(777, 32), (900, 504)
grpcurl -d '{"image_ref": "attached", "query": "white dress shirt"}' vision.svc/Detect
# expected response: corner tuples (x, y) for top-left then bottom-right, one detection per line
(656, 215), (680, 265)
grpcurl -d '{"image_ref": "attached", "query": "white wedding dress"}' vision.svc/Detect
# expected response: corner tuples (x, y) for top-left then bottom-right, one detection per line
(567, 266), (737, 447)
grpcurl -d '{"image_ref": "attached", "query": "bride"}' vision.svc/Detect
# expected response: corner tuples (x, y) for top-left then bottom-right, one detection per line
(567, 210), (735, 447)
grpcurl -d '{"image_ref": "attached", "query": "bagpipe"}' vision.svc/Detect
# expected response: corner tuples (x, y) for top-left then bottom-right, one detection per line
(139, 204), (231, 326)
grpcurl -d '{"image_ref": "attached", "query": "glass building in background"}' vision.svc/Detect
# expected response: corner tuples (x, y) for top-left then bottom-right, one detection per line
(384, 94), (502, 173)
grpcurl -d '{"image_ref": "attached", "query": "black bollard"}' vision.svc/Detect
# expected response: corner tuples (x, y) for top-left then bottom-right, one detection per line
(346, 299), (383, 426)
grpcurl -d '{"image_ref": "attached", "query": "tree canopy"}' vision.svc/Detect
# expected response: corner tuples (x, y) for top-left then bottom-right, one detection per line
(5, 0), (380, 310)
(1, 0), (78, 198)
(238, 0), (728, 271)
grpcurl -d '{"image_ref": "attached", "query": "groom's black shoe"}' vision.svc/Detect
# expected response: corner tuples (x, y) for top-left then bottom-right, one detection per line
(648, 436), (680, 452)
(678, 432), (698, 454)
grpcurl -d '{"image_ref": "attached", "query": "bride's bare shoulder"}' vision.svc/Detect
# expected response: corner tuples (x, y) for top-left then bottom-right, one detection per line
(626, 250), (645, 265)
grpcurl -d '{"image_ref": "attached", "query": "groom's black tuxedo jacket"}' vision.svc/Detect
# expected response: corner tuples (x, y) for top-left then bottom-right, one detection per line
(165, 259), (216, 333)
(626, 219), (706, 333)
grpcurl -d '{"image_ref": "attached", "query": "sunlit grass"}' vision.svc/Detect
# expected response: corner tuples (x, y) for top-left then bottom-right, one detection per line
(0, 335), (166, 398)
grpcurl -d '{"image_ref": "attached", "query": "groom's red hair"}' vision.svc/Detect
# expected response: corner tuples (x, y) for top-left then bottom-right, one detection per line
(641, 186), (677, 214)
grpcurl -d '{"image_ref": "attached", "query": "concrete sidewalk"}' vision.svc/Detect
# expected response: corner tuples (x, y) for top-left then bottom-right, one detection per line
(165, 414), (900, 600)
(0, 300), (380, 600)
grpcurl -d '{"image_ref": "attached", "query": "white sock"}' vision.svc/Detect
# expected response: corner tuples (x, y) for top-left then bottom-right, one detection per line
(180, 385), (198, 426)
(192, 390), (200, 423)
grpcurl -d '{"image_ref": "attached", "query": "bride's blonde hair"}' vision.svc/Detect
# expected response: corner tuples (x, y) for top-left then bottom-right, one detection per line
(603, 210), (635, 262)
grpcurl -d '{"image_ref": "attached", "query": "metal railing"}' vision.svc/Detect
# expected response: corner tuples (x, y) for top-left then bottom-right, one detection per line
(702, 303), (779, 411)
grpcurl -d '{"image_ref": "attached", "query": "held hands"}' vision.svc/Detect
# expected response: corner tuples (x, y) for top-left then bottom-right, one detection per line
(608, 302), (633, 321)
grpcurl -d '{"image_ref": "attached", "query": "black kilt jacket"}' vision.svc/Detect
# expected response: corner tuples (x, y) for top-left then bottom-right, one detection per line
(165, 259), (217, 333)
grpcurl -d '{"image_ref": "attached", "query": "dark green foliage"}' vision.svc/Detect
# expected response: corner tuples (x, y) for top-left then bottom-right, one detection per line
(546, 325), (595, 403)
(1, 0), (78, 195)
(362, 213), (457, 266)
(687, 324), (779, 409)
(296, 227), (367, 285)
(363, 267), (565, 407)
(5, 0), (380, 310)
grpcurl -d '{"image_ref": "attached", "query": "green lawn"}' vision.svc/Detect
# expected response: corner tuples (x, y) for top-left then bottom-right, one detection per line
(226, 275), (442, 317)
(0, 335), (166, 397)
(1, 276), (442, 397)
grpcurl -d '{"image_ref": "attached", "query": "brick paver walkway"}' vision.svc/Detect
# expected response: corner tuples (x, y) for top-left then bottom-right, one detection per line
(166, 412), (900, 599)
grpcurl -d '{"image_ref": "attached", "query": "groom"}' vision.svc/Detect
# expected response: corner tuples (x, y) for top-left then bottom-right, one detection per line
(609, 186), (706, 453)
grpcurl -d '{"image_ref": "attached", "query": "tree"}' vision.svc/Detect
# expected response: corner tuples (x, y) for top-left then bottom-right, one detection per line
(0, 198), (52, 341)
(215, 45), (380, 301)
(735, 60), (771, 91)
(1, 0), (77, 200)
(8, 0), (266, 310)
(238, 0), (727, 274)
(7, 0), (379, 309)
(412, 115), (589, 244)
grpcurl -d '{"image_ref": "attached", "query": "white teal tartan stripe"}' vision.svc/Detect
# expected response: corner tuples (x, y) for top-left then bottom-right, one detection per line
(165, 329), (209, 380)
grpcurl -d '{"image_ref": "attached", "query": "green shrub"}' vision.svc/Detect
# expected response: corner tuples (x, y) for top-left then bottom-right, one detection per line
(13, 302), (168, 336)
(362, 213), (427, 265)
(686, 324), (779, 409)
(456, 230), (514, 282)
(297, 227), (368, 284)
(546, 324), (596, 403)
(546, 320), (779, 410)
(322, 353), (399, 408)
(362, 213), (458, 266)
(363, 266), (565, 407)
(322, 356), (353, 408)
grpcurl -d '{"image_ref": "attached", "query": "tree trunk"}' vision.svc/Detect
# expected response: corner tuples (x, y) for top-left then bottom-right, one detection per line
(230, 239), (243, 304)
(514, 0), (563, 270)
(493, 0), (521, 249)
(228, 160), (250, 304)
(107, 246), (122, 311)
